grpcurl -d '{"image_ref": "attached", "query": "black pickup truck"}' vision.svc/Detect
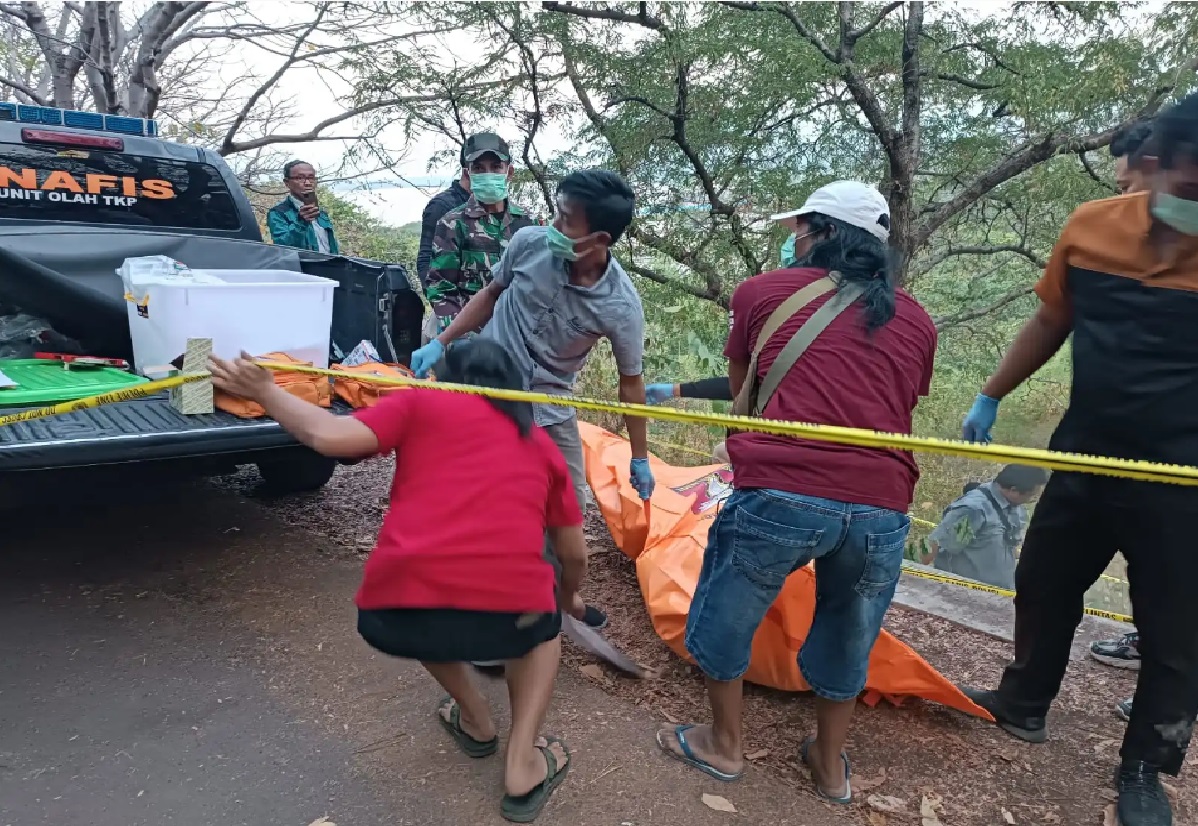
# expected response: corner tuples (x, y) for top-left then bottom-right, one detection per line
(0, 105), (424, 503)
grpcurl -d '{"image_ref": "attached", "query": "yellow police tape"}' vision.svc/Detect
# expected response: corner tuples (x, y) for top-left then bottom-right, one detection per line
(648, 441), (1134, 585)
(0, 371), (208, 426)
(901, 565), (1133, 624)
(253, 361), (1198, 487)
(0, 362), (1141, 617)
(906, 513), (1128, 586)
(6, 361), (1195, 489)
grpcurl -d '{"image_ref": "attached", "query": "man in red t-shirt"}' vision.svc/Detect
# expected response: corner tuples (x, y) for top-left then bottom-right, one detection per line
(655, 182), (937, 805)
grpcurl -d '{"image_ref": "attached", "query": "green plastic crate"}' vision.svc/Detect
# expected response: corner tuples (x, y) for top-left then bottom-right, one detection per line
(0, 359), (148, 407)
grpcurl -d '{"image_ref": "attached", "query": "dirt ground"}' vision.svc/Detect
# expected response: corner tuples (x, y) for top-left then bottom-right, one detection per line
(244, 458), (1196, 826)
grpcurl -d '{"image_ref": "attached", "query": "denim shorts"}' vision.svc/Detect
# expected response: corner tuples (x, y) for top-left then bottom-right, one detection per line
(684, 488), (910, 701)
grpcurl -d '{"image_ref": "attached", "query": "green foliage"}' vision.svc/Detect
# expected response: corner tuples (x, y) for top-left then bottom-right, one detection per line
(318, 191), (420, 272)
(354, 1), (1196, 318)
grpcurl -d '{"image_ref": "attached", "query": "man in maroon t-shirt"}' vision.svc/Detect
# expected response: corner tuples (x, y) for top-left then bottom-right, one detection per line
(655, 182), (937, 804)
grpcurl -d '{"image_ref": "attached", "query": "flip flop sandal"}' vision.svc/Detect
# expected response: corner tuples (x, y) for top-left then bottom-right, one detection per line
(500, 736), (571, 823)
(656, 724), (743, 782)
(799, 735), (852, 804)
(436, 696), (498, 758)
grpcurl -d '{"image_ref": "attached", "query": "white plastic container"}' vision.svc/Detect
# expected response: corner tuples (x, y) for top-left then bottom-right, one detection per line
(123, 268), (336, 373)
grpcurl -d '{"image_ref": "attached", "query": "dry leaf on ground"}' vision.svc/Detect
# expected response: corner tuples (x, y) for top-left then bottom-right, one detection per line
(1103, 803), (1118, 826)
(1002, 807), (1016, 824)
(744, 748), (770, 761)
(867, 794), (907, 813)
(921, 793), (944, 826)
(578, 664), (606, 682)
(866, 813), (888, 826)
(701, 793), (737, 813)
(854, 768), (888, 792)
(308, 819), (335, 826)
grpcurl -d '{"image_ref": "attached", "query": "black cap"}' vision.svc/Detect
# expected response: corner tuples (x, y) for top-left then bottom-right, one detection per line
(461, 132), (511, 165)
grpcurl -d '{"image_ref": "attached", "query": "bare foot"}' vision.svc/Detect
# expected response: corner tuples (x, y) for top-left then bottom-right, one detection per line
(506, 736), (570, 797)
(438, 697), (496, 743)
(656, 724), (743, 779)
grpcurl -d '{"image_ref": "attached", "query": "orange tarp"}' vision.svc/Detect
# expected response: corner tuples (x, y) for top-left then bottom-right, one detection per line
(215, 352), (331, 418)
(579, 422), (990, 719)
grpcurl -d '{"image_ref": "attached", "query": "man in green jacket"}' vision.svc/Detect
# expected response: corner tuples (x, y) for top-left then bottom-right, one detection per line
(267, 160), (340, 254)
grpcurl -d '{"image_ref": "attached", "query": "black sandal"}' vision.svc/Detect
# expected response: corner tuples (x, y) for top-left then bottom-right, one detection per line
(436, 696), (498, 758)
(500, 736), (571, 823)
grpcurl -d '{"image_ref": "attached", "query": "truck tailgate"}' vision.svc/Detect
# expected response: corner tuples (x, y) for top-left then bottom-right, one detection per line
(0, 394), (306, 470)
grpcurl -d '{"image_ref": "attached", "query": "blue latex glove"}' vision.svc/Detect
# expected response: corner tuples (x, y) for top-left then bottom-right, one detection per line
(962, 394), (1000, 443)
(409, 339), (445, 378)
(645, 383), (675, 405)
(630, 457), (655, 500)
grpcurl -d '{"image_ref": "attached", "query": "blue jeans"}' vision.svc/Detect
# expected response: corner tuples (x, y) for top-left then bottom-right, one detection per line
(684, 488), (910, 701)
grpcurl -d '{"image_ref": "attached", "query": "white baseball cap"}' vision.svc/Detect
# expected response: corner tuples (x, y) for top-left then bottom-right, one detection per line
(770, 181), (891, 243)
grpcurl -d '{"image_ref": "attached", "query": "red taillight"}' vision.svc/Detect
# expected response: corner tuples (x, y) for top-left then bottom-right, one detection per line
(21, 128), (123, 151)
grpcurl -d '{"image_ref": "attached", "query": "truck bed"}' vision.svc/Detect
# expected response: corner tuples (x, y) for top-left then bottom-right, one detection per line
(0, 392), (346, 470)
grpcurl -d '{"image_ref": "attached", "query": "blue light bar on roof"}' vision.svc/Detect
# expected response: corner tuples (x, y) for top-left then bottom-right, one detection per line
(0, 103), (157, 137)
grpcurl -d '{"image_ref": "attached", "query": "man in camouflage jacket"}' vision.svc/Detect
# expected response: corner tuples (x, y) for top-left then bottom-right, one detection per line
(422, 132), (538, 339)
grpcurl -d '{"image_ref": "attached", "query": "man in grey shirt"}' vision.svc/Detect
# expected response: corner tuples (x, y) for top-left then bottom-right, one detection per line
(408, 168), (653, 631)
(926, 465), (1048, 590)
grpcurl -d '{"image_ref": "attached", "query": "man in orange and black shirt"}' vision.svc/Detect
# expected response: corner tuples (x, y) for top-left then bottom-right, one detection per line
(959, 93), (1198, 826)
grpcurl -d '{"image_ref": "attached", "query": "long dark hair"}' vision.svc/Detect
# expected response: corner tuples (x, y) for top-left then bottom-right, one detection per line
(793, 212), (897, 333)
(437, 338), (534, 437)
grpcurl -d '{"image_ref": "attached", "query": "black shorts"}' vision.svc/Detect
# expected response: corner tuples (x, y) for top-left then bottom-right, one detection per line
(357, 607), (562, 663)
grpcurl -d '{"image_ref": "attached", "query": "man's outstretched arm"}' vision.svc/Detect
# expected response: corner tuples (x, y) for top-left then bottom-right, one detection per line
(981, 305), (1072, 400)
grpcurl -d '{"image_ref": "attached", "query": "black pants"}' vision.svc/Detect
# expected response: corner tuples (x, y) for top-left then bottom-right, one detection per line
(996, 472), (1198, 774)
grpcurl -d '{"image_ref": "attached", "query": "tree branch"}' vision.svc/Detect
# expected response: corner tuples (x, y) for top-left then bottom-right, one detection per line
(918, 52), (1198, 248)
(488, 8), (554, 208)
(628, 224), (727, 299)
(93, 1), (119, 112)
(541, 0), (666, 31)
(605, 93), (675, 121)
(919, 243), (1047, 275)
(726, 1), (901, 174)
(718, 1), (836, 62)
(942, 40), (1021, 76)
(218, 4), (329, 155)
(625, 262), (729, 307)
(0, 3), (28, 23)
(219, 80), (521, 155)
(0, 74), (45, 104)
(925, 71), (1000, 91)
(846, 0), (902, 44)
(917, 127), (1121, 247)
(933, 284), (1036, 330)
(900, 3), (923, 169)
(1076, 150), (1118, 194)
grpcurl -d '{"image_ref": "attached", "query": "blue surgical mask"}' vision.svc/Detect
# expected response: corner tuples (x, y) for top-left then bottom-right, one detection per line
(780, 230), (814, 267)
(469, 172), (508, 205)
(545, 225), (581, 261)
(780, 233), (797, 267)
(1152, 192), (1198, 236)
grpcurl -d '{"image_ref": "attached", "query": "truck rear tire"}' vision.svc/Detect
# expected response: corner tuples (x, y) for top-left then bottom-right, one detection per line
(256, 452), (337, 494)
